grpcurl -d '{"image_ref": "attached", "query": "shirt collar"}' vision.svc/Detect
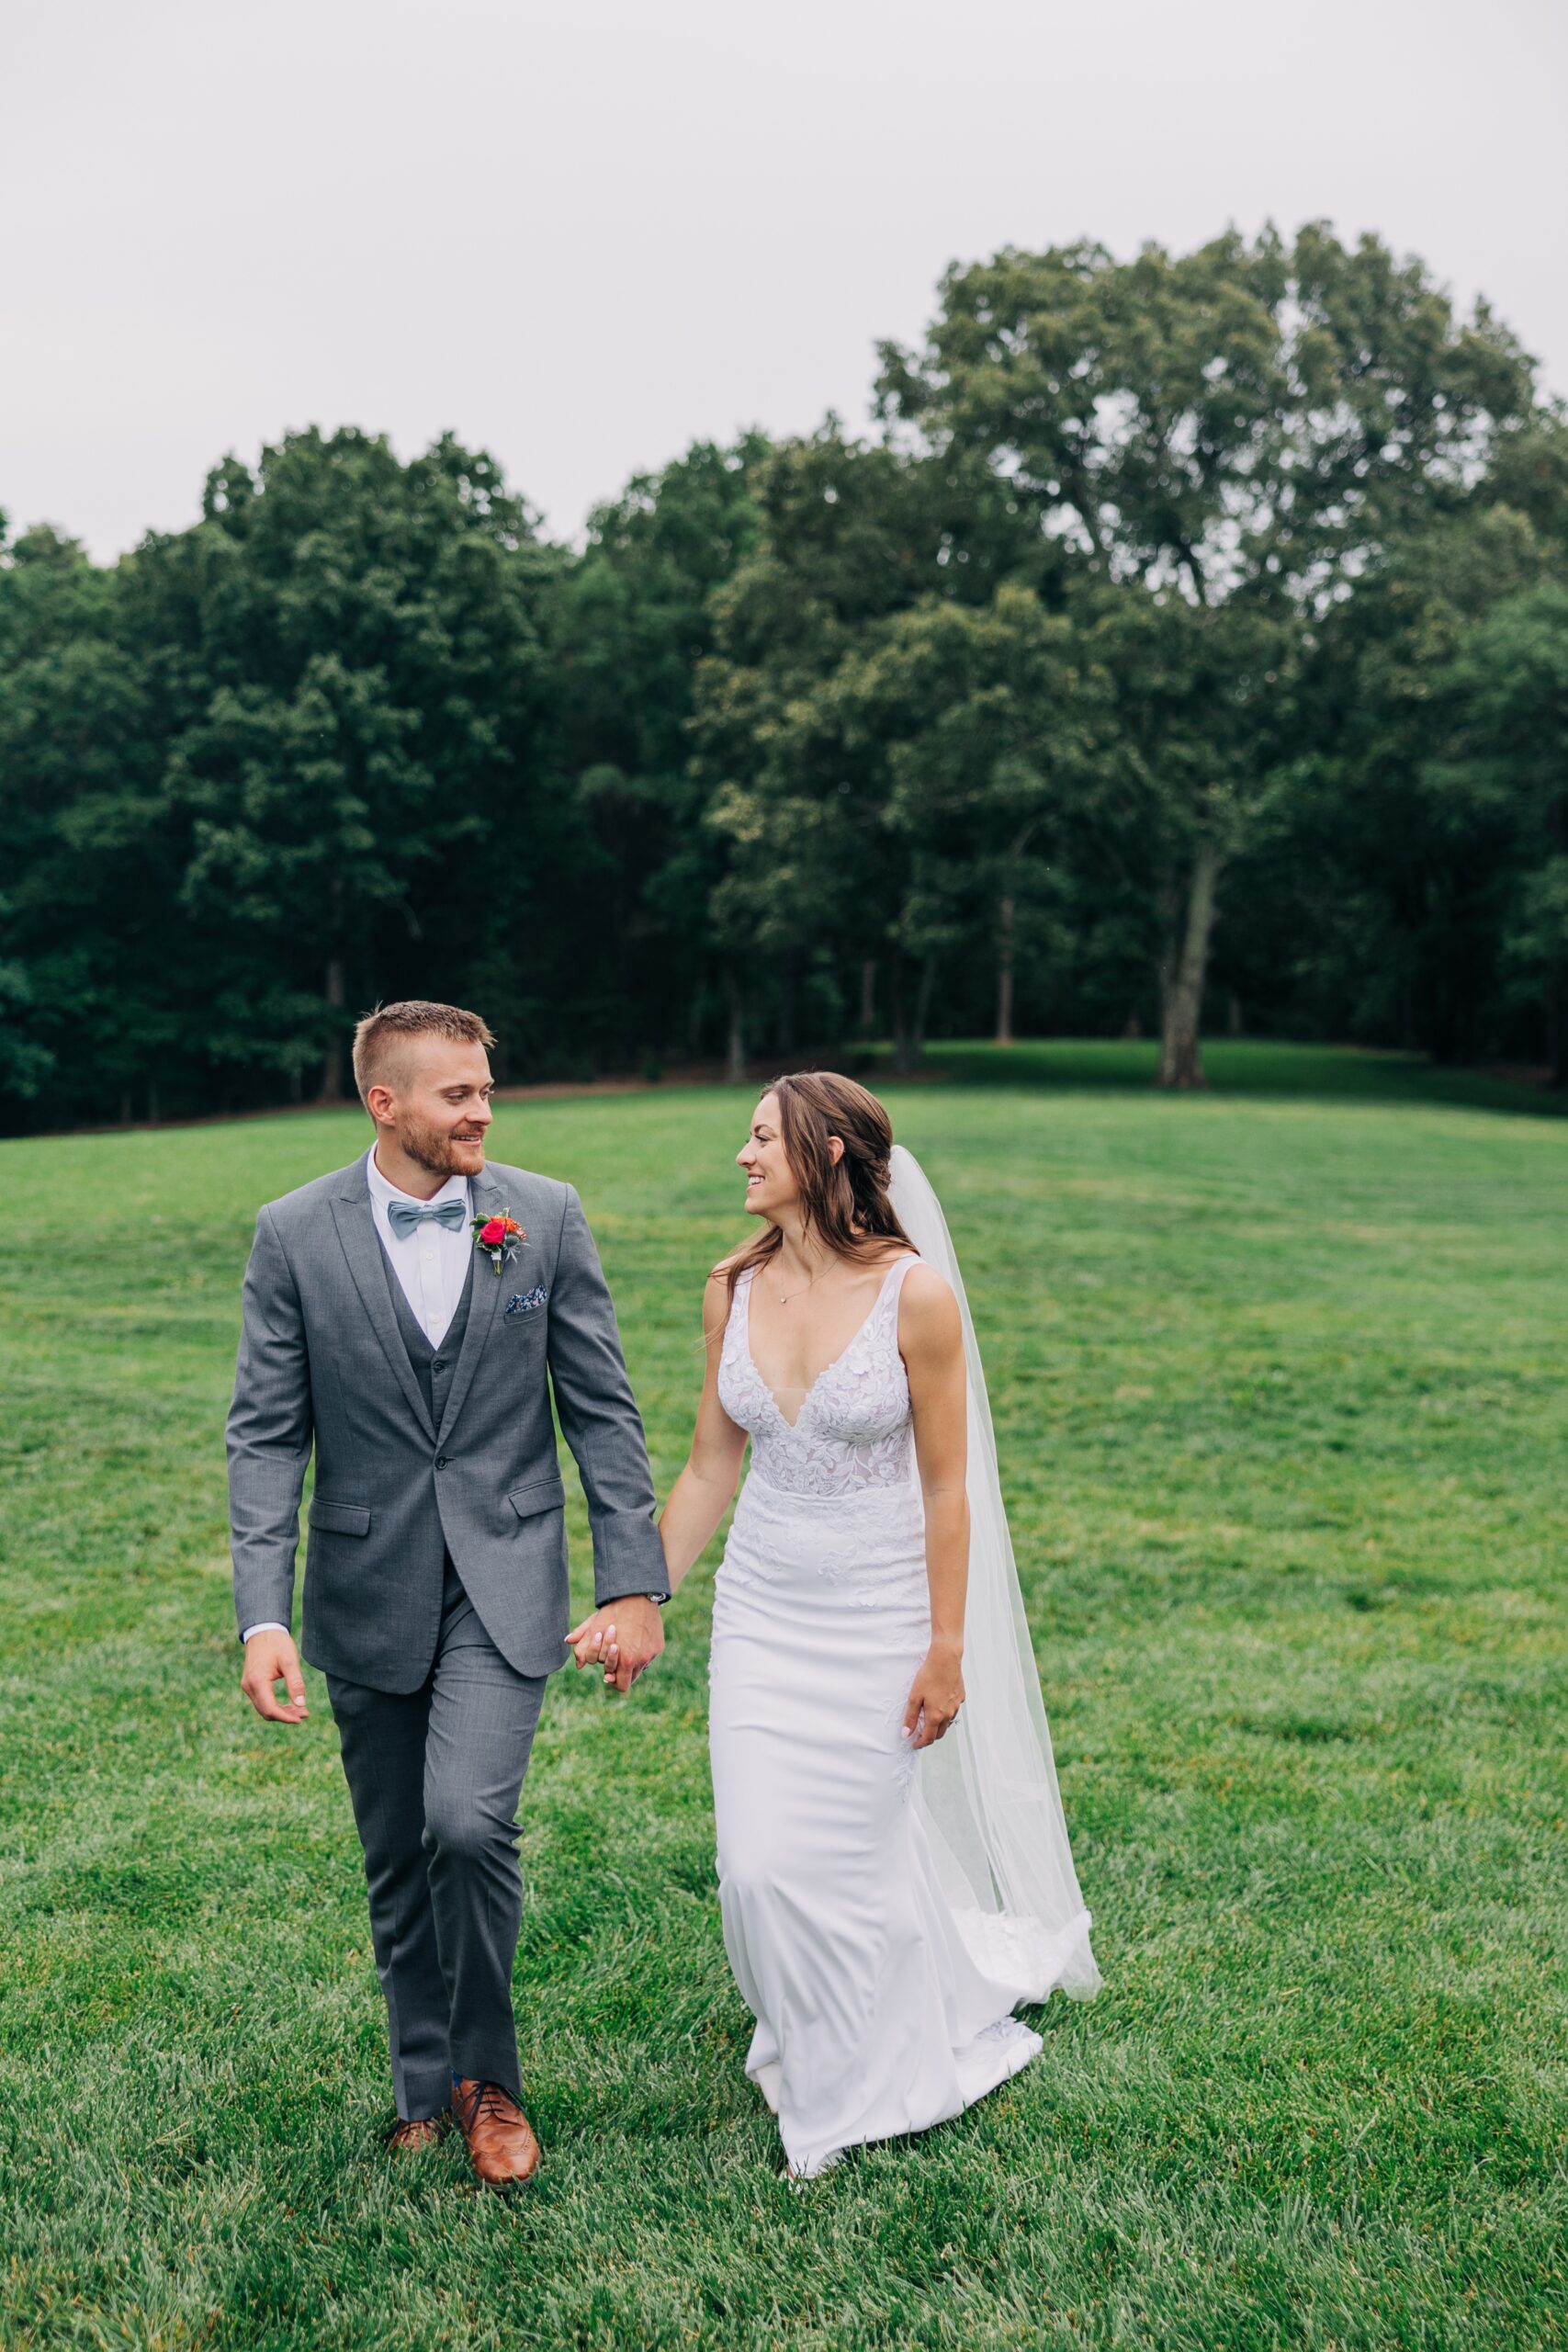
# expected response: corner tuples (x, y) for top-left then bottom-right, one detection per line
(365, 1144), (470, 1214)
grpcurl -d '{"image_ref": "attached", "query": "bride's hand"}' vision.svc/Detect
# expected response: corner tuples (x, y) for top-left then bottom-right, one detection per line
(902, 1643), (964, 1750)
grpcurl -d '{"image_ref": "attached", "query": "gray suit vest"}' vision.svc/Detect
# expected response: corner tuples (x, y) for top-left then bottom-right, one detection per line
(376, 1227), (477, 1432)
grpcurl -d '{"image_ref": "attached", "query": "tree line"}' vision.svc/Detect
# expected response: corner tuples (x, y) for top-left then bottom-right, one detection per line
(4, 221), (1567, 1134)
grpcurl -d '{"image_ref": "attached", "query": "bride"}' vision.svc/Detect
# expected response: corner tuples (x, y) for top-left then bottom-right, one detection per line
(578, 1071), (1100, 2177)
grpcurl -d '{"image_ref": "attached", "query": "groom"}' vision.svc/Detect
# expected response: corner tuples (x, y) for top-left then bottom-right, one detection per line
(227, 1000), (668, 2184)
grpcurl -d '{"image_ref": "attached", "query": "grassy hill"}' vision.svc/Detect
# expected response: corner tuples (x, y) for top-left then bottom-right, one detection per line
(2, 1047), (1564, 2349)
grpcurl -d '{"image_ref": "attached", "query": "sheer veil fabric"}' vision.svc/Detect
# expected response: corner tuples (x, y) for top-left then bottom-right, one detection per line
(886, 1144), (1101, 2002)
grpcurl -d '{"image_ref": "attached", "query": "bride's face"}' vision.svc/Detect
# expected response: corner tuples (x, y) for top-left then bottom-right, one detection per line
(737, 1092), (797, 1221)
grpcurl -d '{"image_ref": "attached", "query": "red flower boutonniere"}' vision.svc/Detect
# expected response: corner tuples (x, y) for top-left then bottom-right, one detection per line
(471, 1208), (525, 1276)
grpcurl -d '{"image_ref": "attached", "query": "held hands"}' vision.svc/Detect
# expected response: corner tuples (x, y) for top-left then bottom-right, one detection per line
(565, 1596), (664, 1693)
(903, 1640), (964, 1751)
(241, 1629), (308, 1724)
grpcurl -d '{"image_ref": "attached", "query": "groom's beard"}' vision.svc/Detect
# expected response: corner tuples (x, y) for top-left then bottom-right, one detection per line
(398, 1114), (487, 1180)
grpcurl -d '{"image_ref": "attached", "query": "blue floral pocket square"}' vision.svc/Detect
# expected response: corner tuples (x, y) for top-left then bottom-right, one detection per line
(505, 1285), (548, 1317)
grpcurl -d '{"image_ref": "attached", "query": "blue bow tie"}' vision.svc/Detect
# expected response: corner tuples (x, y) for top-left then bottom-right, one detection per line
(386, 1196), (468, 1239)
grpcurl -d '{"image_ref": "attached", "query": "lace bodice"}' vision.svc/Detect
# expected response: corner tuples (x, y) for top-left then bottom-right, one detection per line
(718, 1257), (919, 1497)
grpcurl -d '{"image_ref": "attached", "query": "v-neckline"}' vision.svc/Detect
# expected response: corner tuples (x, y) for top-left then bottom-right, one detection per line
(742, 1258), (912, 1431)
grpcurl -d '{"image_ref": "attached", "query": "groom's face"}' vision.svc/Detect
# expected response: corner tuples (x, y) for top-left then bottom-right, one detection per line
(382, 1042), (494, 1179)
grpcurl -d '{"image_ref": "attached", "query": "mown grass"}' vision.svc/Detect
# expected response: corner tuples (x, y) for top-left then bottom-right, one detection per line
(1, 1043), (1564, 2350)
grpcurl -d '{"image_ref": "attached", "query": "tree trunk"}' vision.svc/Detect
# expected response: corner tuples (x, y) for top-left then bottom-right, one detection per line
(1548, 974), (1568, 1089)
(994, 894), (1016, 1046)
(316, 954), (347, 1103)
(915, 953), (936, 1046)
(857, 957), (877, 1040)
(891, 953), (936, 1074)
(889, 959), (915, 1075)
(778, 965), (798, 1057)
(1157, 841), (1221, 1090)
(725, 971), (747, 1086)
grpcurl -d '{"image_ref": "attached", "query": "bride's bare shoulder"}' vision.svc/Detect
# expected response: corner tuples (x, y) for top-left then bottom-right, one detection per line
(705, 1250), (751, 1311)
(863, 1240), (938, 1293)
(895, 1256), (961, 1345)
(700, 1256), (747, 1350)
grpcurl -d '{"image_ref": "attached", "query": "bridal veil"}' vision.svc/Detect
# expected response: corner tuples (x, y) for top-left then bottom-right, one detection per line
(886, 1143), (1101, 2002)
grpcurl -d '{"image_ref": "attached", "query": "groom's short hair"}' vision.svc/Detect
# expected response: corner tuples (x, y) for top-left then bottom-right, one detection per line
(352, 1001), (497, 1105)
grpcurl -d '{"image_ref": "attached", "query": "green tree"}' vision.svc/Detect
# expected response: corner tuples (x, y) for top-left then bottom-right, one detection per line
(1077, 583), (1298, 1073)
(877, 224), (1537, 1082)
(547, 437), (765, 1068)
(1243, 503), (1551, 1062)
(138, 427), (556, 1098)
(693, 424), (1061, 1070)
(1429, 582), (1568, 1079)
(0, 521), (171, 1119)
(830, 584), (1100, 1059)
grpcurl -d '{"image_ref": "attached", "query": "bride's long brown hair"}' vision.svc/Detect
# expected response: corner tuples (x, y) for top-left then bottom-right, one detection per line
(718, 1070), (917, 1310)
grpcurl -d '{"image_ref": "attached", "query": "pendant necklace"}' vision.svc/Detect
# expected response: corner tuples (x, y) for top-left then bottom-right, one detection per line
(776, 1261), (827, 1306)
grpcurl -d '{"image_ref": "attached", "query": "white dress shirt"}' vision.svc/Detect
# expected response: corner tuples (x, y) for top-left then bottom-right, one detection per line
(241, 1147), (473, 1645)
(365, 1145), (474, 1347)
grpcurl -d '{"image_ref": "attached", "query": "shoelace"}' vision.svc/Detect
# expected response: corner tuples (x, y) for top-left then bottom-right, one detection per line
(455, 2079), (519, 2134)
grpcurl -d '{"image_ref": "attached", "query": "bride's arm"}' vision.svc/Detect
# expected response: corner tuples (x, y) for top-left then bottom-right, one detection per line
(902, 1265), (970, 1749)
(657, 1272), (750, 1595)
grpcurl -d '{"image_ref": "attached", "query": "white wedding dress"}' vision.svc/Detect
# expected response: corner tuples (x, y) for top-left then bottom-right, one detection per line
(709, 1151), (1100, 2178)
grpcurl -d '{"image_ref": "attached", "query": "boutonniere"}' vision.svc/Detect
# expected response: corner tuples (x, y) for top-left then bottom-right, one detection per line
(471, 1208), (525, 1276)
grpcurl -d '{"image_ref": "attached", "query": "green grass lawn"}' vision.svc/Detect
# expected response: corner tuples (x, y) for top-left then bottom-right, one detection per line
(2, 1044), (1564, 2350)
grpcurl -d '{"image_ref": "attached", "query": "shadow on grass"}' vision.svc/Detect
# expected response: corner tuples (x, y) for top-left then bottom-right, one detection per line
(900, 1037), (1568, 1119)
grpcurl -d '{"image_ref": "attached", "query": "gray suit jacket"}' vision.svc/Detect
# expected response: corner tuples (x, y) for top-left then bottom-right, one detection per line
(226, 1154), (668, 1690)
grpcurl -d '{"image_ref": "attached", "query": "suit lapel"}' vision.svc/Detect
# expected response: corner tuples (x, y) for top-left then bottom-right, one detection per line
(437, 1167), (510, 1440)
(329, 1166), (438, 1442)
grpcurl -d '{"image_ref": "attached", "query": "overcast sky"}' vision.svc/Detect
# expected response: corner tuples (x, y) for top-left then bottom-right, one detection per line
(4, 0), (1564, 561)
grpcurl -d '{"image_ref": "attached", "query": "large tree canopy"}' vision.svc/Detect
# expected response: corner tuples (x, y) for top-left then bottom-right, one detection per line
(1, 228), (1564, 1133)
(874, 225), (1540, 1080)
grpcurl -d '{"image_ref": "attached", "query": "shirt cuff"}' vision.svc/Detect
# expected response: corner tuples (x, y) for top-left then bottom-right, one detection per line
(240, 1621), (290, 1644)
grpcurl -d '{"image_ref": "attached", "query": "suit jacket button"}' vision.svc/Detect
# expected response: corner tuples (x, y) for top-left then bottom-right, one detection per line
(432, 1359), (446, 1372)
(435, 1453), (448, 1469)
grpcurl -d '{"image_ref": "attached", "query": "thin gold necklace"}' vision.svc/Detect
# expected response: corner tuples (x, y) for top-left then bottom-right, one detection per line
(775, 1257), (829, 1306)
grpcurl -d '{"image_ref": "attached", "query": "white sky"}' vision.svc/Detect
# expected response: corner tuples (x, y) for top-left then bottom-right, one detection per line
(3, 0), (1564, 561)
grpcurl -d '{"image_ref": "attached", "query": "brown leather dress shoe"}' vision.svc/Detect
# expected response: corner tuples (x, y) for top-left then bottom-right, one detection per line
(452, 2077), (541, 2187)
(389, 2115), (446, 2154)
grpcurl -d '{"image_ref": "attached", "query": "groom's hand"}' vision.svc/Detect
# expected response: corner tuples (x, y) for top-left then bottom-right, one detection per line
(565, 1597), (664, 1693)
(241, 1630), (309, 1724)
